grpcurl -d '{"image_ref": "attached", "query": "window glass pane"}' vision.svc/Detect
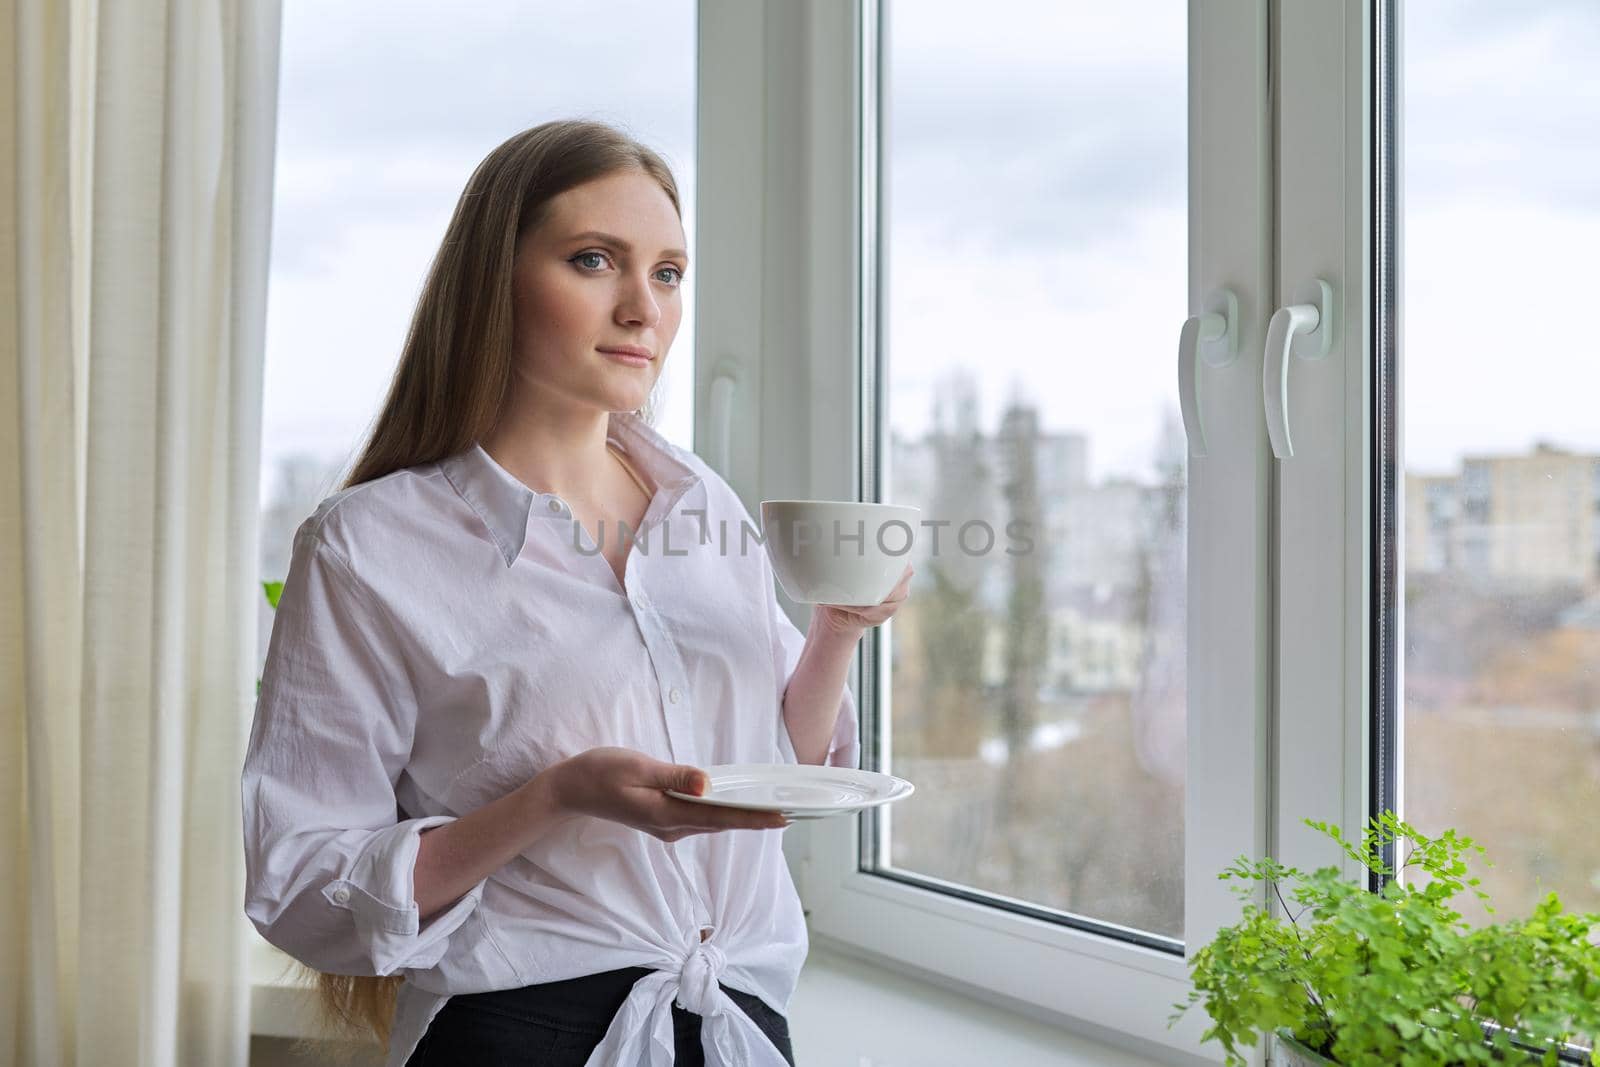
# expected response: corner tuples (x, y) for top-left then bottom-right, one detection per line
(878, 0), (1187, 940)
(259, 0), (696, 668)
(1402, 3), (1600, 921)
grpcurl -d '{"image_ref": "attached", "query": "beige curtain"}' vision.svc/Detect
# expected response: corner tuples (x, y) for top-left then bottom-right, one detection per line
(1, 0), (283, 1063)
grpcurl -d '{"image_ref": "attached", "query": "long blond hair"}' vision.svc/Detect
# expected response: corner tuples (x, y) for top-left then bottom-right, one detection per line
(293, 118), (682, 1058)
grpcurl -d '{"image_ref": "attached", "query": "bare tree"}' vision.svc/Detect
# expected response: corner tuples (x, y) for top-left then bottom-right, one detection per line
(908, 370), (993, 759)
(995, 393), (1048, 884)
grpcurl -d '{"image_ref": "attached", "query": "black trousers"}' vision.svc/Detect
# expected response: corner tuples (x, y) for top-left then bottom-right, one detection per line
(404, 966), (797, 1066)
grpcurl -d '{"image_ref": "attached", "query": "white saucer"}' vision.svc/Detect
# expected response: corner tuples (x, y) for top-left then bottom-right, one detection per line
(665, 764), (915, 820)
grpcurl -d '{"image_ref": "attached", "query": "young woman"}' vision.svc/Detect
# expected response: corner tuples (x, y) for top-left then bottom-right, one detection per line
(241, 119), (912, 1067)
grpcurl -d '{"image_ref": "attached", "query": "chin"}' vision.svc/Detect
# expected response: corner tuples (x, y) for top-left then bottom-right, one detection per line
(588, 370), (655, 408)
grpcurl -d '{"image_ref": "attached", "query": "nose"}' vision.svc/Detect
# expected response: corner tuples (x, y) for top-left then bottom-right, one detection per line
(613, 269), (664, 330)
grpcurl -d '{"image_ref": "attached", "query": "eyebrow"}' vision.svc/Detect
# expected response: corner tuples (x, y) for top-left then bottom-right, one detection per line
(563, 230), (688, 261)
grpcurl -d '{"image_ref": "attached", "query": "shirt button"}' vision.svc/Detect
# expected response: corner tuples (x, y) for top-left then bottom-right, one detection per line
(669, 687), (683, 704)
(331, 885), (351, 904)
(547, 499), (562, 513)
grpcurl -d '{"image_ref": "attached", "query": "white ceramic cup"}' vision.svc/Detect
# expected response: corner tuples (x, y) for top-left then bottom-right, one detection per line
(759, 500), (921, 605)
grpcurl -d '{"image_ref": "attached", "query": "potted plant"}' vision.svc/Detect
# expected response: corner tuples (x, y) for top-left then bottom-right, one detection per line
(257, 580), (284, 695)
(1171, 812), (1600, 1066)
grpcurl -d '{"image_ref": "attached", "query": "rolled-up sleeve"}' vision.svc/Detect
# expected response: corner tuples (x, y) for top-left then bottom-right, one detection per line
(242, 524), (483, 977)
(763, 549), (860, 770)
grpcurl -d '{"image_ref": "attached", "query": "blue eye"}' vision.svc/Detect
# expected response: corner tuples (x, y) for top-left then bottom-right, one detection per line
(570, 250), (684, 288)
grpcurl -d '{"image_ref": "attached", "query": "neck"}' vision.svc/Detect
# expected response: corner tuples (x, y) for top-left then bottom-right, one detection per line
(480, 402), (627, 502)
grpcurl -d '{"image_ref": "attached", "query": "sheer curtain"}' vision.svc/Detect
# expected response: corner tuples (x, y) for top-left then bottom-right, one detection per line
(1, 0), (282, 1063)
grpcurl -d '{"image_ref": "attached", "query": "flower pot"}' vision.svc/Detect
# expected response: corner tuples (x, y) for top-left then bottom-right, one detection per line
(1273, 1027), (1554, 1065)
(1273, 1031), (1338, 1066)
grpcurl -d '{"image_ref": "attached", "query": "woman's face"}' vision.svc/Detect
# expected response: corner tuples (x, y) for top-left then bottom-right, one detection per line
(509, 169), (688, 417)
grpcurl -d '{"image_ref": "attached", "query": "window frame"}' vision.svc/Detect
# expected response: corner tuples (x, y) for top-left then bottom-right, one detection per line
(1270, 0), (1377, 884)
(695, 1), (1281, 1058)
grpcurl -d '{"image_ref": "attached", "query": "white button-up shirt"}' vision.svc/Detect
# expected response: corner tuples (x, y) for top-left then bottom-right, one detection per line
(241, 410), (858, 1067)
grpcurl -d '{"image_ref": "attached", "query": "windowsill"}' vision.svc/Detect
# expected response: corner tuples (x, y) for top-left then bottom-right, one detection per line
(250, 932), (1197, 1065)
(249, 931), (326, 1041)
(795, 937), (1201, 1067)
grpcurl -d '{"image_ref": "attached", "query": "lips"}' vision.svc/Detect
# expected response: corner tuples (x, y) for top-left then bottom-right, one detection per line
(597, 345), (654, 360)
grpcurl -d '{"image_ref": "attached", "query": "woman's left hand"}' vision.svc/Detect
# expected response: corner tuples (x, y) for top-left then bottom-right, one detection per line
(814, 563), (914, 637)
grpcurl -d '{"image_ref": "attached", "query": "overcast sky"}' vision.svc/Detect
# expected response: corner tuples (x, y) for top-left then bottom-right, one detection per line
(261, 0), (1600, 506)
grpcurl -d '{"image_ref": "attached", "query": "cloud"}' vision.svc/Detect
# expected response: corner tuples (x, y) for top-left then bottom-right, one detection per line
(886, 0), (1185, 253)
(276, 0), (695, 159)
(1406, 3), (1600, 214)
(267, 0), (696, 274)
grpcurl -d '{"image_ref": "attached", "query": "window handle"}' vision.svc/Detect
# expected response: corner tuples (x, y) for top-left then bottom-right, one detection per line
(1263, 278), (1335, 459)
(708, 362), (739, 478)
(1178, 288), (1238, 458)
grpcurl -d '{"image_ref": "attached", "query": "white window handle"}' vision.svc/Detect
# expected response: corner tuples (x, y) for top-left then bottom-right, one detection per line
(1263, 278), (1335, 459)
(708, 362), (739, 478)
(1177, 288), (1238, 458)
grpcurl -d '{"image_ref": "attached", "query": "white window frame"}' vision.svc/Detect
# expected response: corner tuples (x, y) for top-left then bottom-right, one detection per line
(240, 0), (1379, 1055)
(694, 2), (1356, 1062)
(1270, 0), (1377, 883)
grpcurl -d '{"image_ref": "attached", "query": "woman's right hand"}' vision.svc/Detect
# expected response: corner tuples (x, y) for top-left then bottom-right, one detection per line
(545, 747), (789, 842)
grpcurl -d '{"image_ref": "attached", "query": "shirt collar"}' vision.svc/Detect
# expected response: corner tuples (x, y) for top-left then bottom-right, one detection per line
(439, 410), (700, 568)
